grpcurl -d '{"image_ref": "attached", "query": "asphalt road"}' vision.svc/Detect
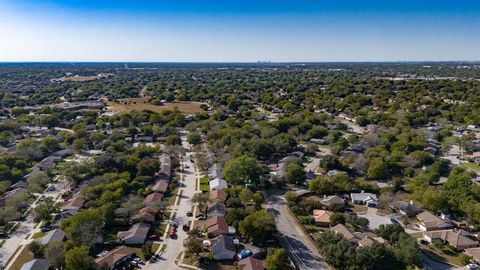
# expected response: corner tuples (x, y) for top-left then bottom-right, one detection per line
(143, 132), (198, 270)
(266, 191), (329, 270)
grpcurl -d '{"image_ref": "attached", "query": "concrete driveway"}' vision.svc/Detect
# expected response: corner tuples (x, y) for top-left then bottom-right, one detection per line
(358, 207), (392, 230)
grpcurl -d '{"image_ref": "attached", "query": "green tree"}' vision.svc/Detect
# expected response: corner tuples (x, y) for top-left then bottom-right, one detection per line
(223, 155), (262, 185)
(285, 162), (306, 185)
(367, 157), (389, 179)
(45, 241), (65, 269)
(265, 248), (287, 270)
(65, 246), (93, 270)
(186, 131), (201, 145)
(239, 210), (276, 244)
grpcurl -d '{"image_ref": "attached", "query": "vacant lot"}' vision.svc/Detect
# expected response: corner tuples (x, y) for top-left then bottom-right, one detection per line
(107, 98), (205, 114)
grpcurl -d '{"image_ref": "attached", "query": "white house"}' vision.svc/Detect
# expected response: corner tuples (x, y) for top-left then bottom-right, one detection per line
(210, 178), (228, 190)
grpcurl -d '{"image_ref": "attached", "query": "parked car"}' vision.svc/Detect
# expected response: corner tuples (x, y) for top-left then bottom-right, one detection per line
(40, 226), (52, 232)
(186, 211), (193, 217)
(169, 227), (176, 238)
(196, 214), (206, 220)
(185, 165), (190, 169)
(182, 224), (190, 232)
(148, 234), (159, 241)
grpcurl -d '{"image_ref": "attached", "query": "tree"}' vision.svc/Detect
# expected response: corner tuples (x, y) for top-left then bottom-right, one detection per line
(34, 197), (58, 222)
(45, 241), (65, 269)
(191, 193), (209, 212)
(61, 209), (104, 247)
(65, 246), (93, 270)
(319, 155), (340, 171)
(367, 157), (389, 179)
(136, 158), (160, 177)
(265, 248), (287, 270)
(225, 208), (246, 228)
(285, 162), (306, 185)
(28, 241), (44, 258)
(239, 210), (276, 244)
(185, 236), (203, 256)
(330, 212), (346, 226)
(186, 131), (201, 145)
(223, 155), (262, 185)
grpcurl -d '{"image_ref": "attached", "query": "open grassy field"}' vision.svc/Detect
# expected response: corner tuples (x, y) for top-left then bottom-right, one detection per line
(463, 162), (480, 173)
(106, 98), (205, 115)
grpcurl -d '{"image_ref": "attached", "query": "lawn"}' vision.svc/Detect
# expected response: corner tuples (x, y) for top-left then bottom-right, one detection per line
(199, 177), (209, 192)
(463, 162), (480, 173)
(32, 231), (45, 239)
(8, 246), (34, 270)
(107, 99), (206, 115)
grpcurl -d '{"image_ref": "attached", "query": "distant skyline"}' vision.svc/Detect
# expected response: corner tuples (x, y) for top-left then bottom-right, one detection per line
(1, 0), (479, 62)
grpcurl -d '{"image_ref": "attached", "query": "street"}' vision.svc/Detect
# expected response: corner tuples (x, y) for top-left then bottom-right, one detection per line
(143, 131), (199, 269)
(0, 179), (67, 269)
(266, 191), (328, 270)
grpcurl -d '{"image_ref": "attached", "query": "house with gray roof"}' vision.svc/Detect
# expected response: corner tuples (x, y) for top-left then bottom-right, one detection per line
(350, 191), (378, 207)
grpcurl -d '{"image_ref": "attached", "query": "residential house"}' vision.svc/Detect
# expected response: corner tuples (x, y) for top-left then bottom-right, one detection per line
(321, 195), (345, 208)
(209, 189), (227, 203)
(151, 180), (169, 193)
(206, 216), (229, 237)
(20, 259), (50, 270)
(330, 224), (376, 247)
(472, 152), (480, 164)
(62, 196), (86, 213)
(36, 229), (65, 245)
(313, 210), (333, 226)
(416, 211), (453, 231)
(210, 179), (228, 190)
(350, 191), (378, 207)
(117, 223), (150, 245)
(212, 235), (236, 260)
(144, 193), (164, 206)
(94, 246), (133, 270)
(207, 202), (227, 217)
(423, 229), (479, 251)
(392, 201), (422, 217)
(465, 247), (480, 264)
(209, 163), (223, 181)
(132, 207), (157, 224)
(238, 256), (264, 270)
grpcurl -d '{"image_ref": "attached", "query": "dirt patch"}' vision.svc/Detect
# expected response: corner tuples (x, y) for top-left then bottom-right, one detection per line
(8, 246), (34, 270)
(106, 98), (205, 115)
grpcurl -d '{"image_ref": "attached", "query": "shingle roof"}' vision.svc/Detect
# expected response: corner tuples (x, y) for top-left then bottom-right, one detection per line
(313, 210), (333, 224)
(425, 230), (479, 249)
(238, 256), (264, 270)
(20, 259), (50, 270)
(117, 223), (150, 242)
(95, 246), (132, 269)
(37, 229), (65, 245)
(212, 235), (235, 254)
(209, 189), (227, 202)
(152, 180), (169, 193)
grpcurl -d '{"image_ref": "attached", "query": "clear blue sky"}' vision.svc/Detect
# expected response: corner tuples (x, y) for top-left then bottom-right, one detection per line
(1, 0), (479, 62)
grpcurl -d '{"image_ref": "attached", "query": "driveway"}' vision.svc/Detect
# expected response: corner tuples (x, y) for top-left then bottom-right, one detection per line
(358, 207), (392, 230)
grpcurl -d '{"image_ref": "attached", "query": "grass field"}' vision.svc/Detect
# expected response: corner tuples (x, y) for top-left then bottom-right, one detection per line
(199, 177), (209, 191)
(8, 246), (34, 270)
(106, 98), (205, 115)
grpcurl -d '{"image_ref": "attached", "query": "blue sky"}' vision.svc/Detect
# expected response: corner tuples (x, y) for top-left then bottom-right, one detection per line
(0, 0), (479, 62)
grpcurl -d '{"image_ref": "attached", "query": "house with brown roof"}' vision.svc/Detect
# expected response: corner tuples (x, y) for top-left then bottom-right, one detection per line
(465, 247), (480, 263)
(117, 223), (150, 245)
(206, 216), (229, 237)
(209, 189), (227, 203)
(321, 195), (344, 207)
(416, 211), (453, 231)
(94, 246), (133, 270)
(330, 224), (375, 247)
(313, 210), (333, 226)
(151, 180), (169, 193)
(144, 192), (164, 206)
(62, 196), (86, 213)
(238, 256), (264, 270)
(132, 207), (157, 224)
(423, 229), (480, 251)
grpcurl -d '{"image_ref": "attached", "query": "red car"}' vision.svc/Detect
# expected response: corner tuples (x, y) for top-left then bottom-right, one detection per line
(169, 227), (175, 238)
